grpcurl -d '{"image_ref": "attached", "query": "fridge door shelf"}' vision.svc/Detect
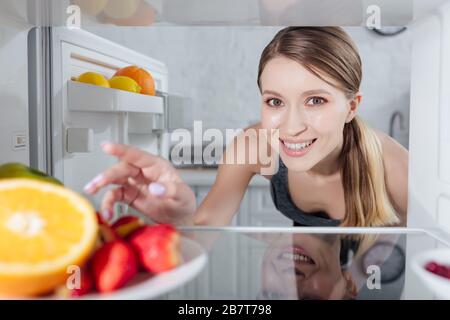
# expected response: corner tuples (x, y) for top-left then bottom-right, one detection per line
(68, 80), (164, 114)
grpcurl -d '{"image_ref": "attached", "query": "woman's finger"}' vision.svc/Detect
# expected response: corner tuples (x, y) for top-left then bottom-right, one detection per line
(100, 185), (140, 218)
(101, 142), (162, 168)
(83, 161), (141, 195)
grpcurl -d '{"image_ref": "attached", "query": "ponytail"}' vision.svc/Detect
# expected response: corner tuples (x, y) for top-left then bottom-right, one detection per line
(340, 116), (399, 227)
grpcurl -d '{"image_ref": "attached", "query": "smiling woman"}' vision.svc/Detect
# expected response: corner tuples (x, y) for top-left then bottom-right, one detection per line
(85, 26), (408, 229)
(256, 27), (406, 227)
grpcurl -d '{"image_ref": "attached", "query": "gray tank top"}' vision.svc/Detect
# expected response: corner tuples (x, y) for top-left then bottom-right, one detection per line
(270, 158), (342, 227)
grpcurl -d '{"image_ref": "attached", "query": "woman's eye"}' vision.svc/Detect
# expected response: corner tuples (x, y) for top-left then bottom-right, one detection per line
(266, 98), (283, 107)
(306, 97), (326, 106)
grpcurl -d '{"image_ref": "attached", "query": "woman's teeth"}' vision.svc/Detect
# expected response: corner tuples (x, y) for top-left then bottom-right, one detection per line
(280, 252), (313, 263)
(283, 139), (315, 151)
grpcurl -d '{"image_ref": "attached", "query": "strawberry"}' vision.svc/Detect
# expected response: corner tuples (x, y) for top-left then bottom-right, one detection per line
(425, 261), (450, 279)
(98, 224), (119, 243)
(112, 215), (145, 239)
(91, 240), (138, 293)
(95, 211), (107, 225)
(70, 267), (94, 297)
(95, 212), (119, 246)
(128, 224), (181, 274)
(54, 267), (94, 298)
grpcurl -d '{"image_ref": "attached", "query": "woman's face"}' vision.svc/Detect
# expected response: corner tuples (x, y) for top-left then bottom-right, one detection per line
(259, 56), (359, 173)
(260, 234), (357, 300)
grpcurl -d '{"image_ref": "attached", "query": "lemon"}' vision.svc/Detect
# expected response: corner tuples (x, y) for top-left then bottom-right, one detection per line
(109, 76), (142, 93)
(0, 163), (63, 186)
(0, 179), (98, 297)
(76, 72), (110, 88)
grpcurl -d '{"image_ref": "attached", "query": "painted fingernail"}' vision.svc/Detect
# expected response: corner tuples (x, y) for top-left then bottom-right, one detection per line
(83, 182), (94, 193)
(149, 182), (166, 197)
(83, 174), (104, 192)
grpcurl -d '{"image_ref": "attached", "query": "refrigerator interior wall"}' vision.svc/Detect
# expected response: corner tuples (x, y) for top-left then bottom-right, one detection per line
(438, 3), (450, 231)
(49, 27), (168, 208)
(402, 3), (450, 299)
(408, 1), (450, 233)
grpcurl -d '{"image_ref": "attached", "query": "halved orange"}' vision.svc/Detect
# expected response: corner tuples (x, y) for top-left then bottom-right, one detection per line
(0, 179), (98, 297)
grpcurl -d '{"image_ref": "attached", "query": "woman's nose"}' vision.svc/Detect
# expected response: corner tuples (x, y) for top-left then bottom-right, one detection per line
(284, 106), (307, 136)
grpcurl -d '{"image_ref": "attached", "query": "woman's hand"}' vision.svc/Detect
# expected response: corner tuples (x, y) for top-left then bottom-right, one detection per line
(83, 142), (196, 225)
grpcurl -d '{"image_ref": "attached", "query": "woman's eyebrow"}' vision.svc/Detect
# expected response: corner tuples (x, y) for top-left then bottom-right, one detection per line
(262, 90), (283, 97)
(262, 89), (331, 97)
(301, 89), (332, 96)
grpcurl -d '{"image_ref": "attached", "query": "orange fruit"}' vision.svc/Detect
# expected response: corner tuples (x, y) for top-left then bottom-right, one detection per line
(0, 179), (98, 297)
(114, 66), (155, 96)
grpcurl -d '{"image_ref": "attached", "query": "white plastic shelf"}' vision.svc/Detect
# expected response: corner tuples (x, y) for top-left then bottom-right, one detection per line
(67, 80), (164, 114)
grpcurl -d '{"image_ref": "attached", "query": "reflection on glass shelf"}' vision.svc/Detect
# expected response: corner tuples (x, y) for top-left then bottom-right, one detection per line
(165, 229), (447, 300)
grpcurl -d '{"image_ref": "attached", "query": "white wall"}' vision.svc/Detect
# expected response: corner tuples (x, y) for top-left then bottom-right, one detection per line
(85, 26), (411, 148)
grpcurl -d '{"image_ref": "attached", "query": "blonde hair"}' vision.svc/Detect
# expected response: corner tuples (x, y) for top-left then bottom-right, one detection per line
(258, 27), (399, 227)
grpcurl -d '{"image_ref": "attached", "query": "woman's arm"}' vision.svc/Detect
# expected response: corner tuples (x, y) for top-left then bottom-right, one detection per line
(193, 161), (256, 226)
(86, 126), (262, 227)
(193, 127), (262, 226)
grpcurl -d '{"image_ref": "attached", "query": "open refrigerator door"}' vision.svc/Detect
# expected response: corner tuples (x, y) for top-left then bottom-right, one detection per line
(28, 26), (170, 212)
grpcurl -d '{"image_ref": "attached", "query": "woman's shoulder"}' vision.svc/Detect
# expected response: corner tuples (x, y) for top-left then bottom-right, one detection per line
(374, 129), (409, 222)
(374, 129), (408, 163)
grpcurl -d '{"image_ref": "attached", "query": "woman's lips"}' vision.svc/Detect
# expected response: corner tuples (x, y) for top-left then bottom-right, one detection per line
(276, 245), (316, 278)
(278, 245), (316, 265)
(280, 138), (317, 157)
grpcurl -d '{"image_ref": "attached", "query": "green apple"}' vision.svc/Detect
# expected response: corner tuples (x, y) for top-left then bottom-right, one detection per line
(0, 162), (63, 186)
